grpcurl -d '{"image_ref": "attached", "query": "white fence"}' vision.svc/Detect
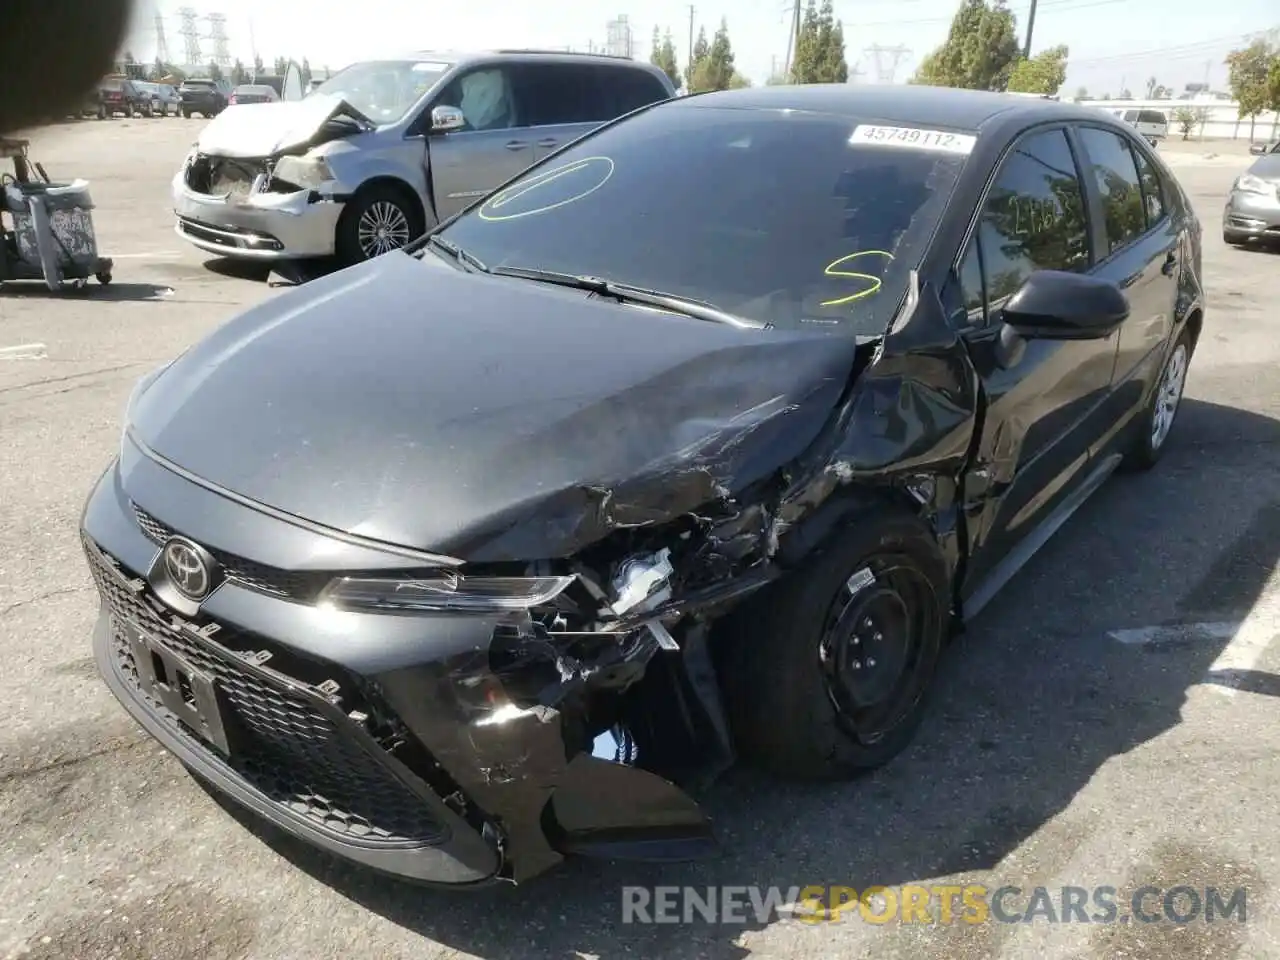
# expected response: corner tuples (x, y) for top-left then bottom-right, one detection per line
(1076, 98), (1280, 141)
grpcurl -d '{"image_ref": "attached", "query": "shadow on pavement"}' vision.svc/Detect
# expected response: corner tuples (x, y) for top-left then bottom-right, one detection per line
(199, 397), (1280, 959)
(0, 280), (173, 301)
(201, 256), (340, 286)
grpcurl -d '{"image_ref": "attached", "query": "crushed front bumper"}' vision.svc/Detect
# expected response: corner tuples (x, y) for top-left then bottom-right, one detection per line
(172, 169), (344, 260)
(81, 448), (715, 886)
(1224, 189), (1280, 242)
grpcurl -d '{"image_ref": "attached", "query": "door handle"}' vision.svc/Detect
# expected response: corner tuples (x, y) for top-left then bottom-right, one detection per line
(536, 138), (558, 148)
(1161, 251), (1177, 276)
(505, 140), (529, 151)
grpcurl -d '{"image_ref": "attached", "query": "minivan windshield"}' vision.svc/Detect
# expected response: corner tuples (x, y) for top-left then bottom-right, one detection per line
(436, 103), (969, 337)
(309, 59), (450, 124)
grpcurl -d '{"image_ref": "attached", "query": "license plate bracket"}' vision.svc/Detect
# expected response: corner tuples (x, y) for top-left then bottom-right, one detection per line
(122, 620), (232, 755)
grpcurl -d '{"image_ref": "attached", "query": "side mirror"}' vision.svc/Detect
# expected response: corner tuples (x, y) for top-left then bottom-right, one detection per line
(1249, 142), (1268, 155)
(430, 105), (466, 134)
(1001, 270), (1129, 341)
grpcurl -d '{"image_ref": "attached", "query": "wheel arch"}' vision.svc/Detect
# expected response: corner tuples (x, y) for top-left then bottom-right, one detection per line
(348, 175), (428, 229)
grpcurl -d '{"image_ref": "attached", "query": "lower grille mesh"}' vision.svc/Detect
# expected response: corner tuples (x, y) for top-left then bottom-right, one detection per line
(85, 536), (444, 846)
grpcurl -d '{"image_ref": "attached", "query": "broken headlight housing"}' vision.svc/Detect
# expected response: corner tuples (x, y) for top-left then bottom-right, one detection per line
(271, 155), (334, 191)
(318, 573), (576, 613)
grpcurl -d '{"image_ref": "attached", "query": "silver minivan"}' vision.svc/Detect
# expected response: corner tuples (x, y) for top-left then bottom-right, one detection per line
(171, 50), (676, 264)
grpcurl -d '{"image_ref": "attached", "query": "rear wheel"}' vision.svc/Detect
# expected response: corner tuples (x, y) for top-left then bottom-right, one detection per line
(335, 184), (426, 265)
(1126, 325), (1193, 471)
(718, 509), (950, 780)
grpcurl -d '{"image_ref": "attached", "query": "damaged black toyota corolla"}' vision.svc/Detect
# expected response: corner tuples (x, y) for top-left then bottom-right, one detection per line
(81, 85), (1205, 886)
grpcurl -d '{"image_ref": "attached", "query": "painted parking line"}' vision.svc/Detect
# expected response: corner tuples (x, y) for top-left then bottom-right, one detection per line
(1109, 589), (1280, 697)
(0, 343), (48, 360)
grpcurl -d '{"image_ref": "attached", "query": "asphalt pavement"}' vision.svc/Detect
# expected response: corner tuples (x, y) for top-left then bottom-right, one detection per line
(1, 118), (1279, 960)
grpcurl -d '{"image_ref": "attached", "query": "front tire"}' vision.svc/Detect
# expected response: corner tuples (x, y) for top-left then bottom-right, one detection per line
(718, 509), (950, 781)
(1126, 325), (1192, 470)
(335, 184), (426, 265)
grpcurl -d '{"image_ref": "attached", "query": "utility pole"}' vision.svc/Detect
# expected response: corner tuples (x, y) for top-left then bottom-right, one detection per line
(782, 0), (802, 80)
(687, 5), (695, 90)
(1022, 0), (1037, 58)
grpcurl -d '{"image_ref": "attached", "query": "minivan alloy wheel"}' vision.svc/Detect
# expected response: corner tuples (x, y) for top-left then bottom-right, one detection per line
(1151, 342), (1188, 450)
(357, 201), (412, 258)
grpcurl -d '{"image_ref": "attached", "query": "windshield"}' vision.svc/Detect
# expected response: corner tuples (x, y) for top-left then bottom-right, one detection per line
(437, 103), (968, 336)
(308, 59), (450, 124)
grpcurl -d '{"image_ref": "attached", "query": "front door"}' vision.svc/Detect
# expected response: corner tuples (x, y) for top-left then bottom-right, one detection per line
(952, 126), (1121, 606)
(425, 66), (535, 221)
(1071, 124), (1180, 437)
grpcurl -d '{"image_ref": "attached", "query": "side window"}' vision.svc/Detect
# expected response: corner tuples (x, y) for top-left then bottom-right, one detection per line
(977, 128), (1090, 307)
(1129, 144), (1166, 226)
(957, 240), (987, 327)
(1077, 127), (1149, 255)
(435, 67), (517, 132)
(606, 68), (672, 116)
(514, 64), (612, 127)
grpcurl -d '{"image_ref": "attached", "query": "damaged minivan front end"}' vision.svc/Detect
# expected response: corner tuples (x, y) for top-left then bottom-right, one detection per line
(172, 95), (377, 258)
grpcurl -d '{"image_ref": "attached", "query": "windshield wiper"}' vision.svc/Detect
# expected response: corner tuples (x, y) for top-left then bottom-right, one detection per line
(422, 235), (490, 273)
(489, 266), (763, 329)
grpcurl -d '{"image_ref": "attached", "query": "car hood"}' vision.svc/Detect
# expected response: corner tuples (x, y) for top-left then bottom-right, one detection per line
(194, 94), (372, 158)
(127, 253), (856, 562)
(1246, 153), (1280, 181)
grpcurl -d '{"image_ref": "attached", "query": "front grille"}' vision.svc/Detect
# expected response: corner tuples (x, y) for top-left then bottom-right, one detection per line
(85, 537), (445, 847)
(132, 503), (325, 602)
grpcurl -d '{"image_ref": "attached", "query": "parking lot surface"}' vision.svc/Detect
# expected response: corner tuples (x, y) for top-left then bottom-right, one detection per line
(1, 118), (1279, 960)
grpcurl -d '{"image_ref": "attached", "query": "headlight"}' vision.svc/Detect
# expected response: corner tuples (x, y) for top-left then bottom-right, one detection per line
(319, 574), (576, 613)
(1235, 174), (1274, 196)
(272, 155), (334, 190)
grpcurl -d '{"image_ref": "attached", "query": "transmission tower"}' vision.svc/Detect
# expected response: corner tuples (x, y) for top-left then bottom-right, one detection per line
(177, 7), (203, 67)
(863, 43), (912, 84)
(154, 13), (170, 64)
(206, 13), (232, 67)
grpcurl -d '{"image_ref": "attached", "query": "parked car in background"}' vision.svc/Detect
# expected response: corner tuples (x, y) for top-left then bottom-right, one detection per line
(1117, 108), (1168, 147)
(172, 50), (676, 265)
(135, 82), (181, 117)
(179, 78), (231, 118)
(1224, 147), (1280, 248)
(99, 76), (148, 117)
(228, 84), (280, 106)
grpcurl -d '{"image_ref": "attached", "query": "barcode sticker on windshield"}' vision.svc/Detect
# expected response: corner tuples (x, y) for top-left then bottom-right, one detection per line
(849, 125), (977, 155)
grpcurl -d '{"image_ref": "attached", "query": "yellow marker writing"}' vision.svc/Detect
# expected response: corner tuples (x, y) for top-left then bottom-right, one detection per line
(819, 250), (895, 307)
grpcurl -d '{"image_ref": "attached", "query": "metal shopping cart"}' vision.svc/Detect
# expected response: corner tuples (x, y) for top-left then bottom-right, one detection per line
(0, 137), (113, 291)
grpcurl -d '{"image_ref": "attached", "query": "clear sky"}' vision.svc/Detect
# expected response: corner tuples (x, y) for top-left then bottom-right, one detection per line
(123, 0), (1278, 98)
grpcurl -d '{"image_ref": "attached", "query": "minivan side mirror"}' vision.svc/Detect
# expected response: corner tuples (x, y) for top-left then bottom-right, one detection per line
(1250, 142), (1268, 155)
(430, 105), (466, 133)
(1001, 270), (1129, 341)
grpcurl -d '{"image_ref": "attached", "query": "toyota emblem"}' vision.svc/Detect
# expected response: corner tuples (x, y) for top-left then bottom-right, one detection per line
(163, 537), (211, 600)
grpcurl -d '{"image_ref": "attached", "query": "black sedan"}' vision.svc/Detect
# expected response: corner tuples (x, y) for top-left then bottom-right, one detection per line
(80, 84), (1205, 888)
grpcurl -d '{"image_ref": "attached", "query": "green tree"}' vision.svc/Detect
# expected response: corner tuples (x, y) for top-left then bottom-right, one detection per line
(690, 18), (737, 92)
(274, 56), (288, 77)
(253, 54), (264, 78)
(729, 71), (752, 88)
(1268, 56), (1280, 112)
(911, 0), (1019, 91)
(686, 26), (709, 91)
(1119, 88), (1132, 99)
(208, 61), (224, 82)
(1225, 40), (1277, 140)
(650, 27), (681, 89)
(1145, 76), (1158, 98)
(792, 0), (848, 83)
(231, 59), (248, 86)
(1173, 106), (1197, 140)
(300, 58), (313, 87)
(1007, 45), (1068, 95)
(1074, 85), (1088, 101)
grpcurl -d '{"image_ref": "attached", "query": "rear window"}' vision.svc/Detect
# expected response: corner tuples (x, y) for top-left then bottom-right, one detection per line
(438, 104), (969, 338)
(1138, 110), (1167, 125)
(100, 78), (124, 91)
(183, 80), (215, 89)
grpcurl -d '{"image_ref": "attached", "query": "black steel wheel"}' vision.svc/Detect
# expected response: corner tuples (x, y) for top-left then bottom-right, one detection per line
(718, 507), (949, 781)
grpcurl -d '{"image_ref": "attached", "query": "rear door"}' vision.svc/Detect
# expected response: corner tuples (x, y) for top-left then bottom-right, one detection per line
(422, 64), (532, 221)
(1072, 124), (1179, 441)
(947, 126), (1119, 608)
(510, 62), (615, 162)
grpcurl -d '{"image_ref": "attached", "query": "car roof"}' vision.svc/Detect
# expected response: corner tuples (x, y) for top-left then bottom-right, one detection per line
(668, 83), (1115, 132)
(361, 49), (669, 77)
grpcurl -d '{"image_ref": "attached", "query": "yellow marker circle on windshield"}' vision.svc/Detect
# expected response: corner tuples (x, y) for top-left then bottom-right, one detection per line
(478, 156), (615, 222)
(819, 250), (895, 307)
